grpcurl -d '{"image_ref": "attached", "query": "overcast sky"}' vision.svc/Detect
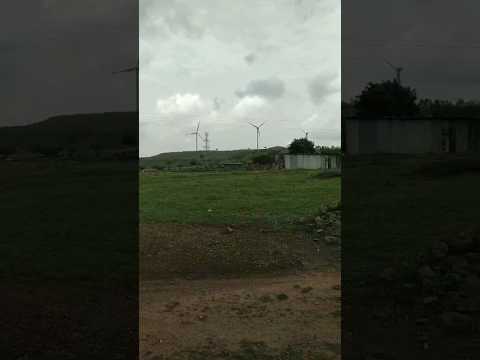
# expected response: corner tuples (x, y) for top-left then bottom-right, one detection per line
(140, 0), (341, 157)
(343, 0), (480, 102)
(1, 0), (137, 127)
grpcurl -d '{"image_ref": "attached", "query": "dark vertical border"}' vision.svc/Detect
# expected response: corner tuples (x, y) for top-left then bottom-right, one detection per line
(1, 2), (139, 358)
(342, 1), (480, 359)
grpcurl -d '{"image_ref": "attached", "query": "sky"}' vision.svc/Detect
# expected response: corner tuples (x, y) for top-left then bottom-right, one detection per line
(0, 0), (137, 127)
(342, 0), (480, 102)
(139, 0), (341, 157)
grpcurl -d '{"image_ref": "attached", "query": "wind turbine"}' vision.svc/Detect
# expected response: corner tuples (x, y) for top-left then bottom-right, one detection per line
(248, 121), (266, 150)
(188, 121), (201, 151)
(301, 129), (309, 140)
(113, 63), (139, 113)
(384, 60), (403, 85)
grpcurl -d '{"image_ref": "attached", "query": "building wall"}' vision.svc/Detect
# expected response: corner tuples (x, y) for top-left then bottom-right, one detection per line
(343, 118), (477, 155)
(284, 154), (341, 170)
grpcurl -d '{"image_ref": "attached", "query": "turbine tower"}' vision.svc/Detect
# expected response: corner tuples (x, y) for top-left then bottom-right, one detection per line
(385, 60), (403, 85)
(113, 63), (139, 113)
(188, 121), (201, 152)
(248, 121), (266, 150)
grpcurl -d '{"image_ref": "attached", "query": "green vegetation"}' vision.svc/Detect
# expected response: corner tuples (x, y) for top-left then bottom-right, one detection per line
(0, 112), (137, 158)
(140, 147), (285, 170)
(288, 138), (315, 154)
(140, 170), (340, 226)
(343, 155), (480, 282)
(1, 161), (137, 283)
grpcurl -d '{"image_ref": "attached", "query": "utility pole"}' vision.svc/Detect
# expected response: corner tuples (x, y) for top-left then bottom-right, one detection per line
(204, 132), (209, 152)
(113, 64), (139, 113)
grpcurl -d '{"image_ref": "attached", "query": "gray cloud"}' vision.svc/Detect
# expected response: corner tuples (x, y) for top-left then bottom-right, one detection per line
(244, 53), (256, 65)
(308, 74), (338, 104)
(235, 78), (286, 99)
(342, 0), (480, 101)
(140, 0), (340, 156)
(1, 0), (137, 127)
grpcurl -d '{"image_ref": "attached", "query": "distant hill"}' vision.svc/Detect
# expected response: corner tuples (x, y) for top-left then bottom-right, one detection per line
(140, 147), (287, 169)
(0, 112), (137, 157)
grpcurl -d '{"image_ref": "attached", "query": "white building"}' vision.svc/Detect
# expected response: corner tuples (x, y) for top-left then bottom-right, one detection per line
(342, 117), (480, 155)
(284, 154), (341, 170)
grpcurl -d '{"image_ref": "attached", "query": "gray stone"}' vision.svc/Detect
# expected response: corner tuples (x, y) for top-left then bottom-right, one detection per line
(418, 265), (435, 279)
(447, 237), (474, 254)
(324, 236), (341, 246)
(445, 256), (470, 274)
(431, 241), (449, 260)
(440, 311), (473, 333)
(460, 275), (480, 294)
(380, 267), (395, 281)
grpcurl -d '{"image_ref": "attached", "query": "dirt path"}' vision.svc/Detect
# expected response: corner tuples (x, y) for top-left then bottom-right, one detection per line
(140, 271), (340, 359)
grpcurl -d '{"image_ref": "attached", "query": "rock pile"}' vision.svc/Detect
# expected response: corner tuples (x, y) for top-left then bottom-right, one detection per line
(312, 204), (341, 247)
(417, 231), (480, 337)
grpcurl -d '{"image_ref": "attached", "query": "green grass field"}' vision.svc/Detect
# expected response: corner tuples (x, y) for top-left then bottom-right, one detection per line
(140, 170), (340, 226)
(1, 161), (138, 283)
(343, 155), (480, 282)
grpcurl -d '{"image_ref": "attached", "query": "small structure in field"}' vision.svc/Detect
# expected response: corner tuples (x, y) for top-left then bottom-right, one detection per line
(222, 162), (244, 170)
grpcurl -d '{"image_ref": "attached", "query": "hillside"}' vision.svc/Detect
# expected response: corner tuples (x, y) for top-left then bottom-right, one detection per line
(140, 147), (287, 169)
(0, 112), (137, 156)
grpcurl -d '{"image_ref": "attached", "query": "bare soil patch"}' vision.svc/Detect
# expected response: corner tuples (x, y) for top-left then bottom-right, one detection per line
(140, 271), (340, 359)
(140, 223), (341, 359)
(140, 223), (339, 280)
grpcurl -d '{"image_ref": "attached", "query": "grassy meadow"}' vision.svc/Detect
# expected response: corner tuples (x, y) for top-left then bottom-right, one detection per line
(140, 169), (340, 226)
(343, 155), (480, 282)
(1, 160), (138, 283)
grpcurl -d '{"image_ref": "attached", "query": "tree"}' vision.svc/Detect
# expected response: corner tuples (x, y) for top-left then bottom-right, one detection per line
(418, 98), (480, 118)
(354, 80), (418, 118)
(288, 138), (315, 155)
(316, 145), (341, 155)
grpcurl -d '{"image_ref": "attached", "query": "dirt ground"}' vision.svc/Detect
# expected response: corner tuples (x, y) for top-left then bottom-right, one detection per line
(140, 223), (341, 359)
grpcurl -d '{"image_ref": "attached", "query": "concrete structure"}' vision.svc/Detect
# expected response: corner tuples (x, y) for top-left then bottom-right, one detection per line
(222, 162), (244, 170)
(284, 154), (342, 170)
(342, 117), (480, 155)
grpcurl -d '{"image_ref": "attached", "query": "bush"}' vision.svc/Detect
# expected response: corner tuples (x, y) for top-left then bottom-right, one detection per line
(251, 153), (275, 165)
(288, 138), (315, 155)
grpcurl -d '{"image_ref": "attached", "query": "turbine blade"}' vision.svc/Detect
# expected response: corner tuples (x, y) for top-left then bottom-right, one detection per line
(196, 121), (200, 132)
(384, 59), (396, 70)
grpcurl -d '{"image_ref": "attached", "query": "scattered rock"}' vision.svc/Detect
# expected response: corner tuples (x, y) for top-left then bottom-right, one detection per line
(324, 236), (341, 246)
(423, 296), (438, 305)
(440, 311), (473, 334)
(164, 301), (180, 312)
(259, 294), (273, 303)
(418, 265), (435, 282)
(430, 241), (449, 260)
(446, 237), (474, 254)
(301, 286), (313, 294)
(460, 275), (480, 294)
(379, 267), (395, 281)
(197, 314), (208, 321)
